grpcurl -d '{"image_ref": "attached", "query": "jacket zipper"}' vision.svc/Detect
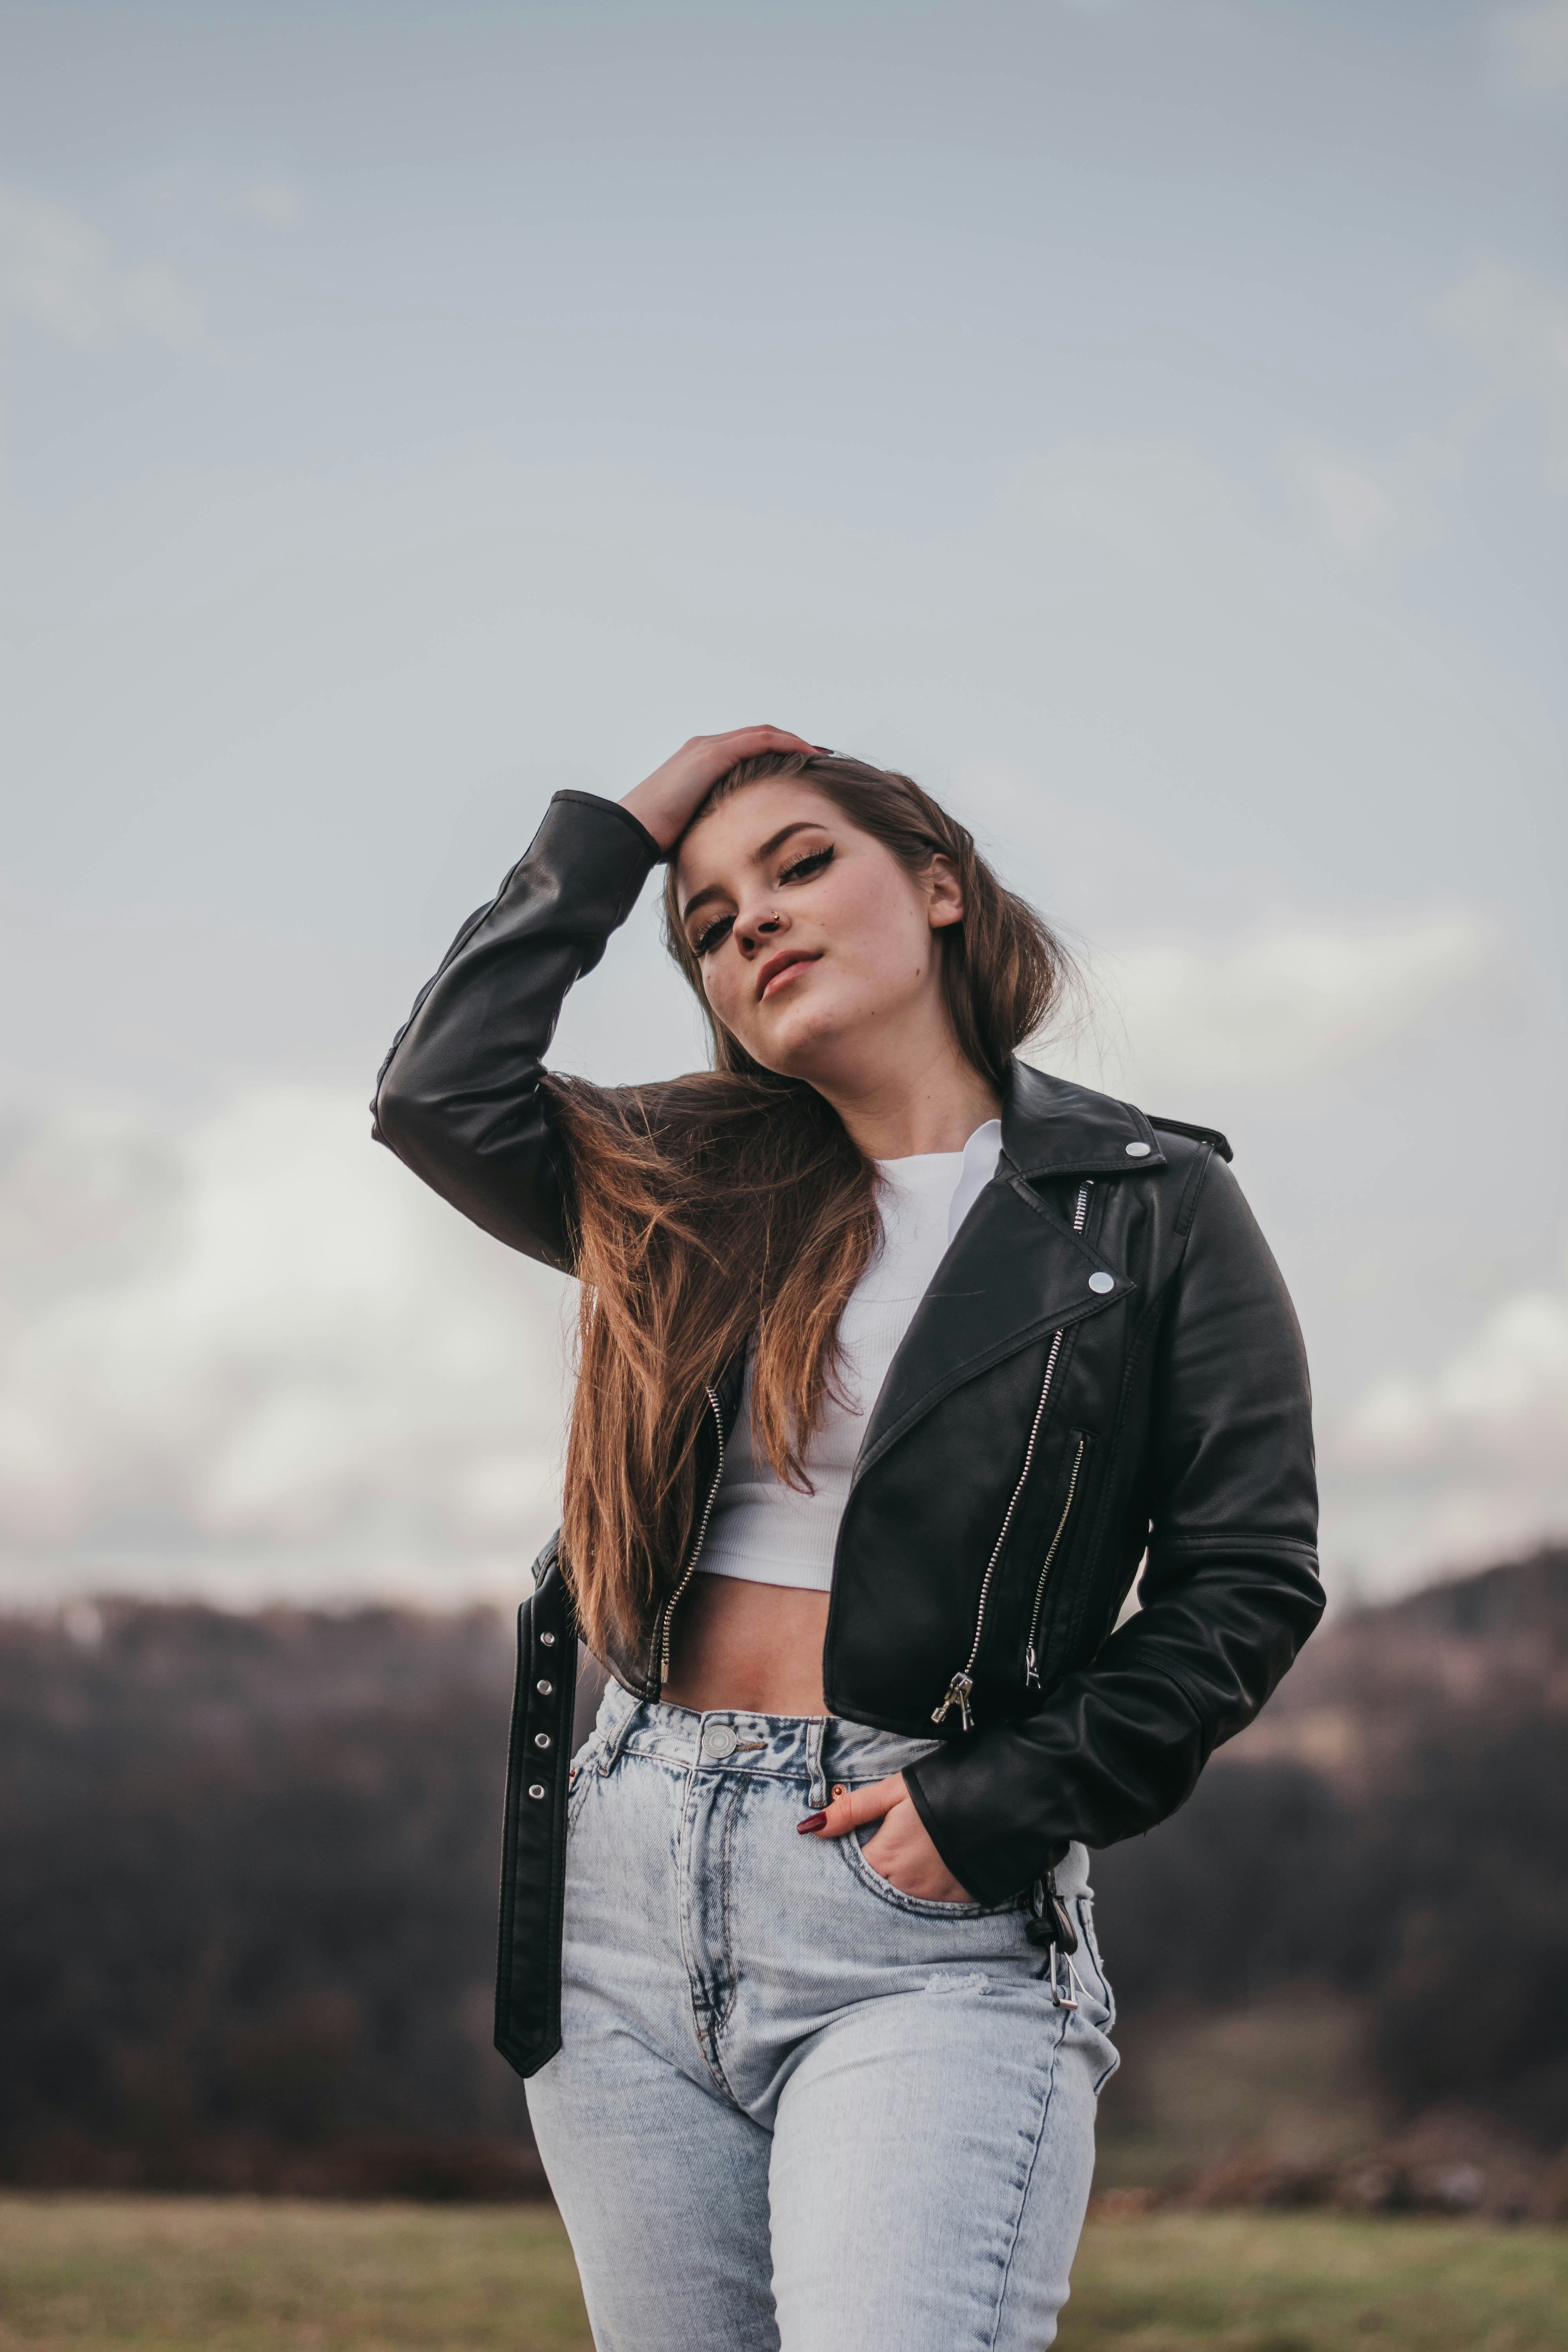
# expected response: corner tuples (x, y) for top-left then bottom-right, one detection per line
(1024, 1434), (1087, 1688)
(657, 1385), (726, 1686)
(931, 1180), (1092, 1732)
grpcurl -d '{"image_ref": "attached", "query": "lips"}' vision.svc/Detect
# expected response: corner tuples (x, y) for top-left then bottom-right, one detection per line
(755, 948), (822, 1003)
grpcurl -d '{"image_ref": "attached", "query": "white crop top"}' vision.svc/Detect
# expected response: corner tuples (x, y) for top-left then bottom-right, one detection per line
(699, 1119), (1004, 1592)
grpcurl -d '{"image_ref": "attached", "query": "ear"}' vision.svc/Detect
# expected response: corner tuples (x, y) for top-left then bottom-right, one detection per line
(925, 853), (965, 931)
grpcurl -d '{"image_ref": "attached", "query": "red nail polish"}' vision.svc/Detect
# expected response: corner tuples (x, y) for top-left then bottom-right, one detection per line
(797, 1811), (828, 1834)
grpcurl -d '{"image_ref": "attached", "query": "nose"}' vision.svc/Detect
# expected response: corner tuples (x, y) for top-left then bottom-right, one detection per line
(734, 902), (787, 957)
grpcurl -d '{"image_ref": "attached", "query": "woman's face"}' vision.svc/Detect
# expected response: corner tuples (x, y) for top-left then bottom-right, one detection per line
(673, 779), (964, 1085)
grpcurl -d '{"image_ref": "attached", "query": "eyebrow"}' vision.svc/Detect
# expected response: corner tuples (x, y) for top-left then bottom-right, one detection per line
(679, 820), (831, 928)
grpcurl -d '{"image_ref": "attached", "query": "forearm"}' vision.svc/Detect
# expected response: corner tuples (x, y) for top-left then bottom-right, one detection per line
(372, 790), (660, 1265)
(902, 1548), (1324, 1902)
(907, 1149), (1322, 1904)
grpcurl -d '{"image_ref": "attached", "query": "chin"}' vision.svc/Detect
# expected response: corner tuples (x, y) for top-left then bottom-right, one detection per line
(736, 1034), (816, 1082)
(742, 1006), (861, 1083)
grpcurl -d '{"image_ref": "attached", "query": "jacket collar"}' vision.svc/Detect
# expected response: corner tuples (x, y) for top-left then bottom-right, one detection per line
(1000, 1058), (1166, 1178)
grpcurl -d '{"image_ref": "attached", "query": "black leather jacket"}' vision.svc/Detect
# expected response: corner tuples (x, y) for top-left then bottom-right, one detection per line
(373, 789), (1322, 2078)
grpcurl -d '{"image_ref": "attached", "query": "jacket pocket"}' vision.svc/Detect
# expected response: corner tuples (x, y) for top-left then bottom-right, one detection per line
(1024, 1430), (1095, 1688)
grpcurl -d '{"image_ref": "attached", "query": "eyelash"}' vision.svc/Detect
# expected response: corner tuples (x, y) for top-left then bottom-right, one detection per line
(691, 845), (835, 958)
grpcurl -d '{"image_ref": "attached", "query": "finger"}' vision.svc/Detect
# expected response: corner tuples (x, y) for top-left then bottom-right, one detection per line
(801, 1775), (907, 1839)
(721, 724), (815, 752)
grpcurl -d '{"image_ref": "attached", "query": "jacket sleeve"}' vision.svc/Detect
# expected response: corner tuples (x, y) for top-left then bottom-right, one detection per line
(371, 789), (661, 1269)
(902, 1149), (1324, 1902)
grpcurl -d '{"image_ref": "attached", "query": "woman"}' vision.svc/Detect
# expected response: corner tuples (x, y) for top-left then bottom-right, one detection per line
(373, 726), (1321, 2351)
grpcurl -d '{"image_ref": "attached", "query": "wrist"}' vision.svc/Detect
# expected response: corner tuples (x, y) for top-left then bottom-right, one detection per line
(617, 780), (684, 854)
(548, 789), (664, 861)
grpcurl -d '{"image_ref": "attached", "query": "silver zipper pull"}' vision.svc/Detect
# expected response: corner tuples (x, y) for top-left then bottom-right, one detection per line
(1024, 1644), (1039, 1688)
(1049, 1944), (1080, 2011)
(931, 1671), (974, 1730)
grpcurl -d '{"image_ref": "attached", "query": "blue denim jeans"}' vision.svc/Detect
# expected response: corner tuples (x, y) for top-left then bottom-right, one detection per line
(524, 1682), (1118, 2352)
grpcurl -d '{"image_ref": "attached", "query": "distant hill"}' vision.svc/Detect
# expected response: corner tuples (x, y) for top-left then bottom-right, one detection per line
(0, 1601), (531, 2193)
(1, 1549), (1564, 2190)
(1092, 1546), (1568, 2147)
(1233, 1546), (1568, 1784)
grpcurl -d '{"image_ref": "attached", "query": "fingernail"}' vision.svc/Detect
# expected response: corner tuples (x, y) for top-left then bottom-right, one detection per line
(797, 1811), (828, 1834)
(813, 744), (835, 754)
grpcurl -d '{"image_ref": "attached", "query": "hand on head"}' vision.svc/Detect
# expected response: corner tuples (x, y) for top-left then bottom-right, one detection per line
(620, 727), (823, 853)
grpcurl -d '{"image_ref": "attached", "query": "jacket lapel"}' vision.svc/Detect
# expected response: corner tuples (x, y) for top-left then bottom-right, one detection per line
(853, 1060), (1161, 1479)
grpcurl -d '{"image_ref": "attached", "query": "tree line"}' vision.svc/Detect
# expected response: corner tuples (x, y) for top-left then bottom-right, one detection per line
(1, 1550), (1563, 2189)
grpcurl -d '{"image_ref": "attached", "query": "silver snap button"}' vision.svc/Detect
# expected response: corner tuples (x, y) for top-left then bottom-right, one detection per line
(1125, 1140), (1151, 1157)
(535, 1679), (553, 1697)
(539, 1631), (555, 1647)
(527, 1784), (546, 1800)
(534, 1732), (551, 1750)
(1088, 1270), (1115, 1294)
(703, 1724), (737, 1758)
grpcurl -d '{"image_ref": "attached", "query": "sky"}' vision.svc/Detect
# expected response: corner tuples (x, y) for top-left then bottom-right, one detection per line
(1, 0), (1564, 1612)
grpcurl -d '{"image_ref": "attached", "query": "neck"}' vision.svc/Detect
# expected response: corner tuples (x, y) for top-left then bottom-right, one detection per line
(807, 1034), (1003, 1161)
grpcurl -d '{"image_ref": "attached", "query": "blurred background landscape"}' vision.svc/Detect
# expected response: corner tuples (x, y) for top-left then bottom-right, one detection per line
(1, 0), (1565, 2338)
(5, 1546), (1566, 2221)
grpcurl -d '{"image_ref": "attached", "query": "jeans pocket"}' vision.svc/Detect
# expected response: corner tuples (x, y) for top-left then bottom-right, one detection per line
(839, 1826), (1013, 1921)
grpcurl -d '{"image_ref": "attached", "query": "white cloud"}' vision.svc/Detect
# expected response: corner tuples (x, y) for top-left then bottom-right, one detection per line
(1430, 258), (1568, 482)
(226, 183), (302, 227)
(1303, 456), (1396, 553)
(1505, 0), (1568, 87)
(0, 185), (200, 348)
(1343, 1288), (1568, 1471)
(0, 987), (1536, 1615)
(1058, 911), (1491, 1094)
(0, 1089), (572, 1604)
(1286, 437), (1459, 560)
(1328, 1254), (1568, 1583)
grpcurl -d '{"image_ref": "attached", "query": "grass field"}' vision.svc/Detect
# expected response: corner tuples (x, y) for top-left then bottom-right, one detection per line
(0, 2195), (1564, 2351)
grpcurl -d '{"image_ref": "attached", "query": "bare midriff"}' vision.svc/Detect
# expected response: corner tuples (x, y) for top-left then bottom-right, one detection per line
(660, 1573), (831, 1716)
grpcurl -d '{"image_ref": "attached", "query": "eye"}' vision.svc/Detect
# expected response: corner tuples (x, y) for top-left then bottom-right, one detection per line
(779, 844), (834, 887)
(690, 913), (734, 959)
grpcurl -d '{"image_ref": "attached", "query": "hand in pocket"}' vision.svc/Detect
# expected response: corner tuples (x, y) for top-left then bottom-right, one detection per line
(799, 1773), (974, 1904)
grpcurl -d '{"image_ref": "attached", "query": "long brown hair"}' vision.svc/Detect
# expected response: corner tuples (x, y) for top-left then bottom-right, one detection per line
(550, 751), (1074, 1661)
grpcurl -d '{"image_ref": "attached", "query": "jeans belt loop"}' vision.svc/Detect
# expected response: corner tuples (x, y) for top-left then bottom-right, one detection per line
(805, 1713), (827, 1809)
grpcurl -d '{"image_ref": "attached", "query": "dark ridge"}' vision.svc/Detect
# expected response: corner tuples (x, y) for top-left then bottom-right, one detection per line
(2, 1545), (1564, 2184)
(1093, 1544), (1568, 2142)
